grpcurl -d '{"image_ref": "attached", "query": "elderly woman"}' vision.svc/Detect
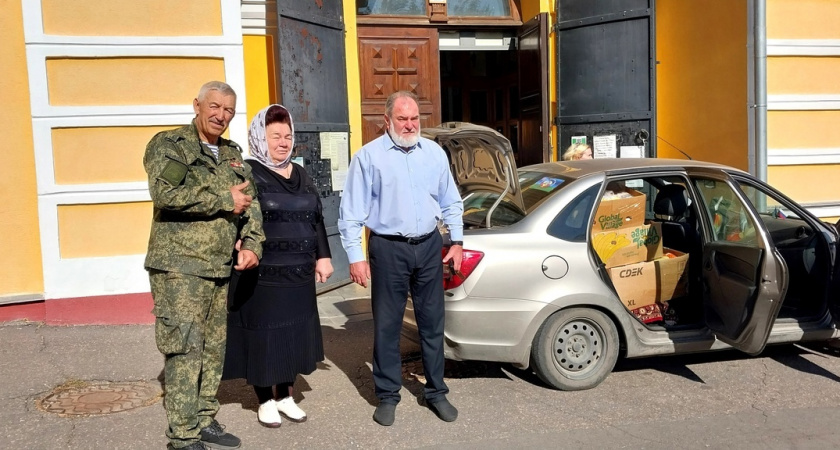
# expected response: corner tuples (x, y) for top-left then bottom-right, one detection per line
(563, 143), (593, 160)
(223, 104), (333, 428)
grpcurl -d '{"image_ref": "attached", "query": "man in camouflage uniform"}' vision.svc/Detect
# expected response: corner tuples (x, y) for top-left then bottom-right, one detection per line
(144, 81), (265, 450)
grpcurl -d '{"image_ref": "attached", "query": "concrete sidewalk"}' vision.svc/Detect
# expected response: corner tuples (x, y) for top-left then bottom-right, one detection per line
(9, 283), (840, 449)
(1, 283), (433, 450)
(315, 282), (373, 328)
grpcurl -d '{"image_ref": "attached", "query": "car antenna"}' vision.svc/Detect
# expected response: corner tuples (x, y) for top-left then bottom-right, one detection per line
(656, 136), (693, 160)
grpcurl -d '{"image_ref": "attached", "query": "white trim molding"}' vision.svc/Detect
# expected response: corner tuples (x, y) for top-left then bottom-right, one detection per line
(767, 39), (840, 56)
(802, 204), (840, 219)
(22, 0), (249, 300)
(38, 191), (153, 299)
(768, 148), (840, 166)
(25, 45), (247, 122)
(767, 94), (840, 111)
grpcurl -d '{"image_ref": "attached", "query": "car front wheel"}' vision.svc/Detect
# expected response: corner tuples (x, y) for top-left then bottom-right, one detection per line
(531, 307), (620, 391)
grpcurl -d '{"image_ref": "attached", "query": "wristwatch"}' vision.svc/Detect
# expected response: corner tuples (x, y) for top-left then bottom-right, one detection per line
(450, 241), (463, 246)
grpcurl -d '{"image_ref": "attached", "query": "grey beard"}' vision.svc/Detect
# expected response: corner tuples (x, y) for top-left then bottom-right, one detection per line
(389, 123), (421, 148)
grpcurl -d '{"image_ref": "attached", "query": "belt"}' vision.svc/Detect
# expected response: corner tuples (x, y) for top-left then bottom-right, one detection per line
(372, 230), (436, 245)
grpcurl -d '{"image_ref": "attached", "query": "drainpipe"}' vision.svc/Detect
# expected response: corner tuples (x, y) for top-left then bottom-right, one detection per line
(554, 0), (562, 159)
(754, 0), (767, 182)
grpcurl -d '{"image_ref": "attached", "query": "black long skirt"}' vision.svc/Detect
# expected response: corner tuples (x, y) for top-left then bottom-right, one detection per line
(222, 269), (324, 387)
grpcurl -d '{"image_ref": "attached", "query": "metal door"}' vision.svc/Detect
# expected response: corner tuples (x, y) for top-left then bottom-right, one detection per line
(555, 0), (656, 158)
(276, 1), (351, 292)
(517, 13), (551, 166)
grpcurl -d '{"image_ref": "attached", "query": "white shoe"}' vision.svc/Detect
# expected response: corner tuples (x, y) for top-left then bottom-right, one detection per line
(276, 396), (307, 422)
(258, 399), (282, 428)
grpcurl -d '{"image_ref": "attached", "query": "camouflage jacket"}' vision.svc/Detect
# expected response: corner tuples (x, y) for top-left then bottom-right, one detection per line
(144, 120), (265, 278)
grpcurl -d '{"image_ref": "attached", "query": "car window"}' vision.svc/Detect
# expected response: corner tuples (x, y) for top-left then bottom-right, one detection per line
(518, 170), (573, 211)
(462, 191), (526, 227)
(461, 170), (575, 228)
(733, 177), (814, 246)
(735, 179), (799, 220)
(547, 184), (600, 242)
(691, 177), (758, 244)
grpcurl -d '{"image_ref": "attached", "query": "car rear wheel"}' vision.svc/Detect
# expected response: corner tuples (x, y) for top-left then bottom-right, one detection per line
(531, 308), (619, 391)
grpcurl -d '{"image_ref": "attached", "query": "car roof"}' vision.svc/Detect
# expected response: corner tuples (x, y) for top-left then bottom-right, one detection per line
(522, 158), (748, 180)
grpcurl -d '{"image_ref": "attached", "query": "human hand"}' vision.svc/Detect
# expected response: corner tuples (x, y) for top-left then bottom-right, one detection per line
(234, 239), (242, 251)
(315, 258), (334, 283)
(231, 181), (253, 215)
(349, 261), (370, 288)
(442, 244), (463, 272)
(235, 249), (259, 270)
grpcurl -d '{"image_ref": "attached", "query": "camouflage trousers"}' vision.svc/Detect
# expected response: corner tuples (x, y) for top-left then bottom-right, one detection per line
(149, 269), (229, 448)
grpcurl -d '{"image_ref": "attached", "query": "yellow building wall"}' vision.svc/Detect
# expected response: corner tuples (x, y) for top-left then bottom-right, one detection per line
(57, 203), (153, 258)
(767, 165), (840, 203)
(41, 0), (221, 36)
(46, 57), (225, 106)
(0, 0), (44, 296)
(768, 111), (840, 149)
(767, 0), (840, 215)
(243, 35), (278, 125)
(25, 0), (238, 300)
(52, 126), (174, 184)
(767, 0), (840, 40)
(344, 0), (363, 155)
(655, 0), (749, 169)
(768, 57), (840, 94)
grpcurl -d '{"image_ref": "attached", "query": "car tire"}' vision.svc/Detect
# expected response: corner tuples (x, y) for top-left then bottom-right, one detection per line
(531, 307), (620, 391)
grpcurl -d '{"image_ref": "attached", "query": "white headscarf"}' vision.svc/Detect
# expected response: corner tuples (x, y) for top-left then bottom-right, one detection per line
(247, 104), (295, 169)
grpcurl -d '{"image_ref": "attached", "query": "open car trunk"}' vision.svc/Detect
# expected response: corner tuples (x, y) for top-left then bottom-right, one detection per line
(423, 122), (525, 226)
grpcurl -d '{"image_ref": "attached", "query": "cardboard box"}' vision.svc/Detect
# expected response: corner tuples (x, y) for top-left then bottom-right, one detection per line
(608, 249), (689, 312)
(593, 222), (663, 268)
(592, 188), (646, 231)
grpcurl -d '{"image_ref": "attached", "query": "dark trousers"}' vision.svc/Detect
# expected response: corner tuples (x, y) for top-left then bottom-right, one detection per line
(369, 231), (448, 404)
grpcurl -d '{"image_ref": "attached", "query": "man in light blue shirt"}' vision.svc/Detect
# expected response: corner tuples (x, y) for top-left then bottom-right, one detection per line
(338, 91), (464, 426)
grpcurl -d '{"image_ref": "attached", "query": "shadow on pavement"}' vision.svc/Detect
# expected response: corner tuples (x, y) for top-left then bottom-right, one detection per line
(320, 322), (379, 406)
(613, 343), (840, 385)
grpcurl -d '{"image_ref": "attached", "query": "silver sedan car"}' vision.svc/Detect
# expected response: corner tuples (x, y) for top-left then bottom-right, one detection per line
(404, 122), (840, 391)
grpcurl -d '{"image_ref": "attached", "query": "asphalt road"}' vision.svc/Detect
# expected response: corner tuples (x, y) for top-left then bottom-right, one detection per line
(4, 318), (840, 449)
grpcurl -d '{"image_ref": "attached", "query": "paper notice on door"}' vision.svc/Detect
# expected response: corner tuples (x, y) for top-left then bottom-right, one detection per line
(593, 135), (617, 159)
(320, 132), (349, 190)
(571, 135), (587, 145)
(620, 146), (645, 158)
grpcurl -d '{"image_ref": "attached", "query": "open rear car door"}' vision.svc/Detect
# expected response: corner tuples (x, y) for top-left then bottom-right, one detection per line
(688, 169), (788, 355)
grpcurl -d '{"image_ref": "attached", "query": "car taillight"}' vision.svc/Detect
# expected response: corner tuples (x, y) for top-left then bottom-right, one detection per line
(442, 248), (484, 290)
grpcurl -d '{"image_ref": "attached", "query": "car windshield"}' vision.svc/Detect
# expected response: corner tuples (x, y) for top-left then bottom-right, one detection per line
(462, 169), (574, 228)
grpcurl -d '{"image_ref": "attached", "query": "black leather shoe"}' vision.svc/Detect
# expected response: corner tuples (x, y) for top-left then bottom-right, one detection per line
(373, 402), (397, 426)
(199, 420), (241, 449)
(426, 397), (458, 422)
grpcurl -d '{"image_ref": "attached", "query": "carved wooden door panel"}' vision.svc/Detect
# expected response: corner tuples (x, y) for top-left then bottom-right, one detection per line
(357, 26), (441, 145)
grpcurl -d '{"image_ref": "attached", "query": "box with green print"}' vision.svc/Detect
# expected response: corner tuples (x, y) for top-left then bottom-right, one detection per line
(592, 222), (663, 268)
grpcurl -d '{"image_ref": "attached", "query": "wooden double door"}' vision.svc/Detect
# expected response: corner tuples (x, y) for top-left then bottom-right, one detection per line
(357, 14), (550, 166)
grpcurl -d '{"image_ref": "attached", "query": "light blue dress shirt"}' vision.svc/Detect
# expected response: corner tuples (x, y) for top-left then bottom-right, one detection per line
(338, 133), (464, 264)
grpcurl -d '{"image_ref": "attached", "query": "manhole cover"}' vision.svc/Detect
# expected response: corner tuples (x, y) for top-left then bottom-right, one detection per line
(38, 381), (161, 416)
